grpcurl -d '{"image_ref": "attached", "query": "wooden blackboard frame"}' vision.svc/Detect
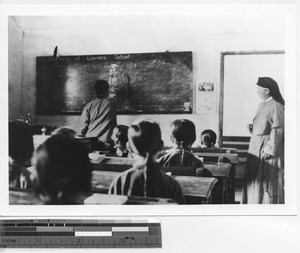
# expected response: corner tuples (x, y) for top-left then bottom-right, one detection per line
(36, 51), (193, 115)
(218, 50), (285, 148)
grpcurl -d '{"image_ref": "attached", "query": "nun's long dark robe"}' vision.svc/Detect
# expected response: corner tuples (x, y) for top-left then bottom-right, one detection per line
(242, 98), (284, 204)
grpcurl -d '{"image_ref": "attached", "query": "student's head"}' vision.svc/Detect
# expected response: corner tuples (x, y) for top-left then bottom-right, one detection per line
(201, 129), (217, 148)
(111, 125), (129, 147)
(170, 119), (196, 148)
(9, 121), (34, 164)
(51, 126), (76, 140)
(94, 79), (109, 98)
(128, 119), (164, 159)
(33, 135), (91, 204)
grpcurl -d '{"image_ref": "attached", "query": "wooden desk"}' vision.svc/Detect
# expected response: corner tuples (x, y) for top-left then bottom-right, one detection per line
(91, 171), (119, 193)
(9, 189), (127, 205)
(161, 163), (231, 204)
(160, 147), (239, 163)
(9, 189), (176, 205)
(92, 157), (226, 204)
(85, 194), (176, 205)
(172, 176), (217, 204)
(9, 189), (43, 205)
(91, 170), (218, 204)
(191, 149), (238, 204)
(92, 157), (135, 172)
(192, 150), (239, 164)
(205, 163), (231, 204)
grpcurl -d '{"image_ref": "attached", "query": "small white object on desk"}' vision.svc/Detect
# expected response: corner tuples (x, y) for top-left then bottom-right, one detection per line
(89, 152), (106, 164)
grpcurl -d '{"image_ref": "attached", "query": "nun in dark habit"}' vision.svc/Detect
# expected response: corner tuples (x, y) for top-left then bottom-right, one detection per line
(242, 77), (285, 204)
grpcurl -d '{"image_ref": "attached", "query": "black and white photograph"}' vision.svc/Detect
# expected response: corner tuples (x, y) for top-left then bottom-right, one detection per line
(0, 2), (299, 252)
(0, 3), (297, 214)
(4, 6), (296, 209)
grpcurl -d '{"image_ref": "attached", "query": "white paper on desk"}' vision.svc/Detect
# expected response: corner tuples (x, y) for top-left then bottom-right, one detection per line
(88, 153), (106, 164)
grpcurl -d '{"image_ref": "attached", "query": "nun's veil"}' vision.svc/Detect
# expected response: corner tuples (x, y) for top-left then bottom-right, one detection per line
(257, 77), (285, 106)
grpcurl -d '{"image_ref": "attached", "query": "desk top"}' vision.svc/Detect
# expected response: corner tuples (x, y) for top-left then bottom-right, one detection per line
(85, 194), (176, 205)
(101, 157), (136, 165)
(9, 190), (176, 205)
(204, 163), (231, 177)
(91, 171), (120, 192)
(91, 170), (218, 201)
(91, 157), (134, 172)
(9, 190), (44, 205)
(172, 176), (217, 199)
(92, 156), (231, 178)
(160, 147), (239, 163)
(193, 152), (238, 164)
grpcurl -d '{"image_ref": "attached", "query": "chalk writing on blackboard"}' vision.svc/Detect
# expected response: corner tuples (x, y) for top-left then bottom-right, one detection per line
(36, 51), (193, 115)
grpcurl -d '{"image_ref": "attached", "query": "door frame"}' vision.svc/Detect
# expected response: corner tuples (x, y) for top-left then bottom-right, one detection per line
(218, 50), (285, 148)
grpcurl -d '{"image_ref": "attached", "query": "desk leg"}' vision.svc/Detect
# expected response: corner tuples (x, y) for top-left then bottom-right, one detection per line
(227, 165), (236, 204)
(223, 178), (227, 204)
(211, 178), (224, 204)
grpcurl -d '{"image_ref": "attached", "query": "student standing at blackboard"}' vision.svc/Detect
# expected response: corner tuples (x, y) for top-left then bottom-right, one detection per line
(242, 77), (284, 204)
(80, 77), (130, 149)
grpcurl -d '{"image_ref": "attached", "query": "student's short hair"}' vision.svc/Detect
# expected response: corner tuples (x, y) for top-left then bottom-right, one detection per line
(128, 119), (163, 157)
(171, 119), (196, 147)
(94, 80), (109, 98)
(9, 121), (34, 164)
(51, 126), (76, 140)
(34, 135), (91, 203)
(114, 125), (129, 146)
(201, 129), (217, 147)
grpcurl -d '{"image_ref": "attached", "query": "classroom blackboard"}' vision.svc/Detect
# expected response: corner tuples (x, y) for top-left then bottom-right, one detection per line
(36, 51), (193, 115)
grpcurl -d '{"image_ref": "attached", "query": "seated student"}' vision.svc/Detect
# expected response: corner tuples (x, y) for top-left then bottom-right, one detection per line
(9, 121), (34, 189)
(110, 125), (130, 157)
(109, 119), (185, 204)
(33, 135), (92, 204)
(157, 119), (204, 168)
(200, 129), (217, 148)
(199, 129), (232, 164)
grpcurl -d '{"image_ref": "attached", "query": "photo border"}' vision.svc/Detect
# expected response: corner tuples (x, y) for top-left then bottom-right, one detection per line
(0, 3), (297, 217)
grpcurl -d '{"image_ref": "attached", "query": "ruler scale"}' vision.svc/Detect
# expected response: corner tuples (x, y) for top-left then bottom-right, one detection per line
(0, 219), (161, 248)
